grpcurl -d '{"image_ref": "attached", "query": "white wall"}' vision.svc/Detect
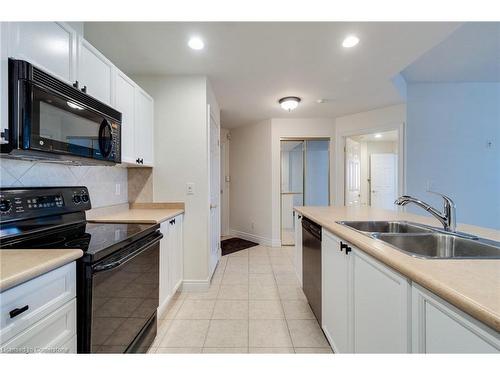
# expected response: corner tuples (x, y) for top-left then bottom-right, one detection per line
(220, 128), (230, 236)
(132, 74), (218, 284)
(406, 82), (500, 229)
(229, 119), (273, 244)
(334, 104), (406, 205)
(0, 158), (128, 208)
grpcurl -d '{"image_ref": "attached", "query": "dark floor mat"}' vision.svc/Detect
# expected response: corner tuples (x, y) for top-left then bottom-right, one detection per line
(221, 237), (258, 256)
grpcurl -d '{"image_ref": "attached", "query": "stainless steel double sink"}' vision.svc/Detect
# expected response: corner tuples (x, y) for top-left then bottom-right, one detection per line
(336, 221), (500, 259)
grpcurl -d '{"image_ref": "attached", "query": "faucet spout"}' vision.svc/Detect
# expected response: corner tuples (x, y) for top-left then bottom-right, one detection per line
(394, 192), (456, 232)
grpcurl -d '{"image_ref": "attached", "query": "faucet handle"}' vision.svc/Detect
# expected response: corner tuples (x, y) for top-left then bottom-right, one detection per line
(427, 191), (456, 208)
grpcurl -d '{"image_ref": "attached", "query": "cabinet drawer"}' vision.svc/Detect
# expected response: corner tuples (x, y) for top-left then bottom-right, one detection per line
(1, 299), (76, 354)
(0, 262), (76, 344)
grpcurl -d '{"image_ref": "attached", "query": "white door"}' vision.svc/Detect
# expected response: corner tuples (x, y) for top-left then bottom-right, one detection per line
(77, 38), (112, 105)
(209, 109), (221, 276)
(134, 87), (154, 166)
(220, 141), (229, 236)
(345, 138), (361, 206)
(7, 22), (77, 84)
(113, 69), (135, 164)
(322, 231), (352, 353)
(370, 153), (397, 210)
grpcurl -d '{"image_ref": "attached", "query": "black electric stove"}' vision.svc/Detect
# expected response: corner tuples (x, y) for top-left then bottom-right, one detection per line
(0, 187), (162, 353)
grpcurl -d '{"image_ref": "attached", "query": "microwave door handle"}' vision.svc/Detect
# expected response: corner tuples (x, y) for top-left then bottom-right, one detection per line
(92, 234), (162, 273)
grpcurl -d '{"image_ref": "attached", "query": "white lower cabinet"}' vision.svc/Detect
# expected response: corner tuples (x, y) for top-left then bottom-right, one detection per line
(322, 230), (352, 353)
(0, 262), (77, 353)
(352, 248), (411, 353)
(294, 213), (303, 286)
(412, 284), (500, 353)
(321, 229), (499, 354)
(158, 214), (184, 317)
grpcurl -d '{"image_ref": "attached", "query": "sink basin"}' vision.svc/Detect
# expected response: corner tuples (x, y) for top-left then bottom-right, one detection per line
(372, 233), (500, 259)
(337, 221), (433, 234)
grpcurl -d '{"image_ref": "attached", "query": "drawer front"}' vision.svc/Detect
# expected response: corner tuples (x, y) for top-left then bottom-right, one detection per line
(0, 262), (76, 344)
(1, 299), (76, 354)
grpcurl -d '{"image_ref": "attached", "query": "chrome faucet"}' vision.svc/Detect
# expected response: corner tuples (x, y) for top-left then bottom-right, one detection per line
(394, 192), (456, 232)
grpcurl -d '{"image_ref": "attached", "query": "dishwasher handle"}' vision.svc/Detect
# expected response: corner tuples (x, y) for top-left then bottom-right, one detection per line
(302, 218), (322, 241)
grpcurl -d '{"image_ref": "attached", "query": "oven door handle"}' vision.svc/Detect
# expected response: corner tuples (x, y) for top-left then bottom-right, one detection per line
(92, 233), (162, 273)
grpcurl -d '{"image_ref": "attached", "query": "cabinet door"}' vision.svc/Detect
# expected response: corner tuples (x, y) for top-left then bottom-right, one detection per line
(412, 285), (499, 353)
(294, 213), (302, 286)
(159, 221), (171, 309)
(7, 22), (77, 84)
(113, 69), (136, 164)
(322, 230), (351, 353)
(175, 215), (184, 288)
(134, 87), (154, 166)
(77, 38), (112, 105)
(352, 249), (411, 353)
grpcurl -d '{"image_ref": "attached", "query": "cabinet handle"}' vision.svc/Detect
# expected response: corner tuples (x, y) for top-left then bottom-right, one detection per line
(345, 246), (352, 255)
(136, 158), (140, 164)
(81, 85), (87, 93)
(340, 241), (348, 252)
(9, 305), (29, 318)
(73, 80), (79, 89)
(140, 158), (144, 164)
(169, 218), (176, 225)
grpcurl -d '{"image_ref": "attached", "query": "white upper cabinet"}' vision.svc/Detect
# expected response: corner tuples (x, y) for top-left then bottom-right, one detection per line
(113, 69), (136, 164)
(77, 38), (112, 105)
(7, 22), (77, 84)
(134, 87), (154, 167)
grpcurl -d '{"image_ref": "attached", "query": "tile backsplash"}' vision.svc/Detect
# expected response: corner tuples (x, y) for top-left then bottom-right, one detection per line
(0, 158), (128, 208)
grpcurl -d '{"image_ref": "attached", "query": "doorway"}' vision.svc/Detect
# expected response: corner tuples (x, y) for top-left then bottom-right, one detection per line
(209, 108), (221, 277)
(280, 138), (330, 246)
(344, 130), (399, 210)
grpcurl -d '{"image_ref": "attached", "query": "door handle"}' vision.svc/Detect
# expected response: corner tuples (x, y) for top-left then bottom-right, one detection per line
(210, 204), (217, 209)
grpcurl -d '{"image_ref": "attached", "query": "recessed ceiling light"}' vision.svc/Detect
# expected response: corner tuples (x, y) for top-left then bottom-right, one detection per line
(374, 133), (382, 138)
(188, 37), (204, 50)
(342, 35), (360, 48)
(279, 97), (301, 112)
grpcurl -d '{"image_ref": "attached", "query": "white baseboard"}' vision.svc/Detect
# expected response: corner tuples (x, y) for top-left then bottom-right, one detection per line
(229, 229), (281, 247)
(181, 278), (210, 292)
(157, 295), (174, 320)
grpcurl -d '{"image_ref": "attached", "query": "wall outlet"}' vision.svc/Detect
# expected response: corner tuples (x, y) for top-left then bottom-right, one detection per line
(115, 183), (121, 195)
(186, 183), (195, 195)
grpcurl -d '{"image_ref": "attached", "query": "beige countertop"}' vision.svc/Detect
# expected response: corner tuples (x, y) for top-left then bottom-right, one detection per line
(0, 249), (83, 292)
(87, 202), (184, 224)
(294, 206), (500, 332)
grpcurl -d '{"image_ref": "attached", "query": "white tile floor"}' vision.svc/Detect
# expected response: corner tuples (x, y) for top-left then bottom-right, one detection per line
(149, 244), (332, 354)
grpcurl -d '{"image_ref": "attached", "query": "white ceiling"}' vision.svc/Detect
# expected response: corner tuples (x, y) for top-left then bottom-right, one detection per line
(84, 22), (460, 128)
(402, 22), (500, 82)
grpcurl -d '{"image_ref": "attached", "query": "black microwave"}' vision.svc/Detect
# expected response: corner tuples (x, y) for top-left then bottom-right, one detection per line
(1, 59), (121, 165)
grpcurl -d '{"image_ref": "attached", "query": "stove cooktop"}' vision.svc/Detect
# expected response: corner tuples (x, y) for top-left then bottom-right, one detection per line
(0, 221), (159, 263)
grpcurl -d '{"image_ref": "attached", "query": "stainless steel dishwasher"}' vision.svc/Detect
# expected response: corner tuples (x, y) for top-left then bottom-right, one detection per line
(302, 217), (322, 323)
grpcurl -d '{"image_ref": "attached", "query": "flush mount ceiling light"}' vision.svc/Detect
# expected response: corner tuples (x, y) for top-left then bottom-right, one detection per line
(374, 133), (382, 138)
(342, 35), (360, 48)
(279, 96), (301, 111)
(188, 36), (204, 50)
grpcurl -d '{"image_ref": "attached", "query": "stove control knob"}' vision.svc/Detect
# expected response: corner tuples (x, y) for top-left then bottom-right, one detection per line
(81, 194), (89, 203)
(72, 195), (82, 204)
(0, 199), (12, 213)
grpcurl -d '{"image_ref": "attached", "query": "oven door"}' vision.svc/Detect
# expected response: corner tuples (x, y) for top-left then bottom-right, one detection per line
(22, 82), (119, 162)
(89, 232), (161, 353)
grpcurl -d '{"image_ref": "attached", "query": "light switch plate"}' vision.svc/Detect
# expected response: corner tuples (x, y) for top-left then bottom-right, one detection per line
(186, 183), (195, 195)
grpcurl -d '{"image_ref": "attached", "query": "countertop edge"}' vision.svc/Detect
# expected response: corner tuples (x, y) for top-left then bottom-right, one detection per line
(295, 207), (500, 332)
(87, 207), (185, 224)
(0, 249), (83, 292)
